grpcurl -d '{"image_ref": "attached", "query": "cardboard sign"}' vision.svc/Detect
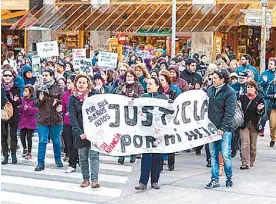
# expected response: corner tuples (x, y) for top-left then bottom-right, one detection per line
(36, 41), (59, 58)
(79, 58), (93, 75)
(82, 90), (222, 156)
(98, 51), (118, 69)
(31, 55), (41, 77)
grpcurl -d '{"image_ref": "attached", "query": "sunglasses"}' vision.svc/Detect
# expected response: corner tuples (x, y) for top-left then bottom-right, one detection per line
(3, 74), (13, 77)
(120, 69), (127, 72)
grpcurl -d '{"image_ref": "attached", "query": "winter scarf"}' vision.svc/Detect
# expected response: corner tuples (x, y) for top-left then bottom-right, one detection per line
(2, 80), (15, 99)
(37, 79), (55, 94)
(73, 88), (89, 102)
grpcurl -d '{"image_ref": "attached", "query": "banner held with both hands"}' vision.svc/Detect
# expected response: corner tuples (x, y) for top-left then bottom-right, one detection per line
(82, 90), (221, 156)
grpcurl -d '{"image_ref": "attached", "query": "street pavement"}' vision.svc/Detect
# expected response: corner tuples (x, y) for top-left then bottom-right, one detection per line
(1, 125), (276, 204)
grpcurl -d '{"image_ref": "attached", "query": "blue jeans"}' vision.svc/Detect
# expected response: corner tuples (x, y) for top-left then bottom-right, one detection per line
(139, 153), (161, 185)
(37, 125), (62, 165)
(209, 131), (232, 181)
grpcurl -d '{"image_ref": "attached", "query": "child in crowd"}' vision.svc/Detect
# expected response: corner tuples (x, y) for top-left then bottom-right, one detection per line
(18, 85), (38, 159)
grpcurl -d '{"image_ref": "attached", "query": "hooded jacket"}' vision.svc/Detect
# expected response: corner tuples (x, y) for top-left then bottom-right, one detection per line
(168, 65), (189, 92)
(235, 64), (259, 82)
(258, 69), (275, 94)
(22, 65), (36, 86)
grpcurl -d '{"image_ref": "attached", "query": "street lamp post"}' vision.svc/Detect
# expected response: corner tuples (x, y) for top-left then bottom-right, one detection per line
(171, 0), (176, 58)
(260, 0), (267, 73)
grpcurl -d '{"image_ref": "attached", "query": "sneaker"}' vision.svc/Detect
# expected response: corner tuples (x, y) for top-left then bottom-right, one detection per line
(135, 183), (147, 190)
(226, 179), (233, 188)
(205, 180), (220, 189)
(151, 182), (160, 190)
(1, 155), (8, 165)
(22, 149), (27, 157)
(270, 141), (275, 147)
(118, 157), (125, 165)
(65, 166), (76, 173)
(25, 153), (32, 160)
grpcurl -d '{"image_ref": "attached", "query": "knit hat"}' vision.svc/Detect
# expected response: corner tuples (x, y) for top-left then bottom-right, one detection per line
(93, 73), (102, 80)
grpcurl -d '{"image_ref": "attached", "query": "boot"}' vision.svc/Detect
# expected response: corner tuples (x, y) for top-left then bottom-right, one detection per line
(130, 155), (136, 163)
(11, 153), (17, 164)
(118, 156), (125, 165)
(35, 164), (45, 171)
(206, 159), (211, 167)
(2, 155), (9, 165)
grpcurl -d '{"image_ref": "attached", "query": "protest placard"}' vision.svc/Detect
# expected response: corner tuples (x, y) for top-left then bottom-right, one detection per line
(82, 90), (221, 156)
(72, 49), (86, 69)
(97, 51), (118, 69)
(79, 58), (93, 75)
(36, 41), (59, 58)
(31, 55), (41, 77)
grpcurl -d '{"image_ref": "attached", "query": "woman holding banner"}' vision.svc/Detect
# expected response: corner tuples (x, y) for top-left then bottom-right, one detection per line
(159, 70), (180, 171)
(68, 74), (100, 188)
(135, 77), (168, 191)
(116, 69), (144, 165)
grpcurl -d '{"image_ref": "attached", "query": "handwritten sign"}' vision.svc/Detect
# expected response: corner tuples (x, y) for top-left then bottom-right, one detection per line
(79, 58), (93, 75)
(31, 55), (41, 77)
(36, 41), (59, 58)
(98, 51), (118, 69)
(72, 49), (86, 69)
(82, 90), (222, 156)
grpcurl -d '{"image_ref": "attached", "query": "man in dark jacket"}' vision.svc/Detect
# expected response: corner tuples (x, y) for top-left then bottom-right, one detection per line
(180, 59), (202, 90)
(197, 55), (209, 77)
(205, 69), (237, 189)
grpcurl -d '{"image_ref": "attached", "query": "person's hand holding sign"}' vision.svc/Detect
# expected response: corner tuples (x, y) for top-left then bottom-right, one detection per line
(80, 134), (87, 140)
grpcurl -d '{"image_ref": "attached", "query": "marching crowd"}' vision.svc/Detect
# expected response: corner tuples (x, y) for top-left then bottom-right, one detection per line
(1, 48), (276, 190)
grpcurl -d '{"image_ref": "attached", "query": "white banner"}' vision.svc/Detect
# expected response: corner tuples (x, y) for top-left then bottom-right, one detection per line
(82, 90), (221, 156)
(36, 41), (59, 58)
(73, 49), (86, 69)
(98, 51), (118, 69)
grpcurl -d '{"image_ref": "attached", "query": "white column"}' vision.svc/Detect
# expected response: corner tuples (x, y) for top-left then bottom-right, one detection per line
(171, 0), (176, 58)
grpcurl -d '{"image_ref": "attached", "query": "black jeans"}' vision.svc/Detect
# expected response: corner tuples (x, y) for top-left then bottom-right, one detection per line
(63, 124), (78, 168)
(196, 144), (211, 162)
(20, 128), (34, 153)
(231, 128), (240, 151)
(1, 121), (18, 155)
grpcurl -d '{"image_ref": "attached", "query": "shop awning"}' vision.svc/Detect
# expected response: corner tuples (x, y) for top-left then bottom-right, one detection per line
(10, 3), (276, 32)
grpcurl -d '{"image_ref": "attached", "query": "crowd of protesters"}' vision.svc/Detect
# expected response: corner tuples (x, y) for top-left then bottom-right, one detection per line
(1, 47), (276, 190)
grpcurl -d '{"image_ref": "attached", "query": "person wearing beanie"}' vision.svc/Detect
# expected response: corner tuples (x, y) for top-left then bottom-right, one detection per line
(150, 68), (160, 79)
(168, 65), (189, 92)
(94, 73), (110, 94)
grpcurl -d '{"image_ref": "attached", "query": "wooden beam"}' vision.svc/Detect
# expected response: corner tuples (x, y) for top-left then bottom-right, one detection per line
(214, 4), (239, 32)
(1, 11), (27, 20)
(39, 4), (65, 28)
(157, 4), (183, 32)
(226, 4), (249, 31)
(55, 4), (84, 30)
(135, 5), (163, 32)
(125, 4), (152, 32)
(85, 5), (112, 31)
(48, 4), (74, 29)
(105, 5), (132, 31)
(170, 5), (193, 31)
(116, 5), (143, 32)
(202, 4), (227, 32)
(75, 5), (103, 30)
(65, 5), (92, 30)
(179, 5), (204, 32)
(191, 5), (215, 32)
(78, 30), (84, 48)
(147, 5), (171, 32)
(17, 4), (48, 29)
(95, 5), (122, 31)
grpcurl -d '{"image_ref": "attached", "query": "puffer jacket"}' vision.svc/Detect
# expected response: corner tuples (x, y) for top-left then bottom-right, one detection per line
(116, 81), (144, 98)
(18, 97), (38, 130)
(207, 84), (237, 132)
(168, 65), (189, 92)
(34, 82), (64, 126)
(68, 90), (98, 149)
